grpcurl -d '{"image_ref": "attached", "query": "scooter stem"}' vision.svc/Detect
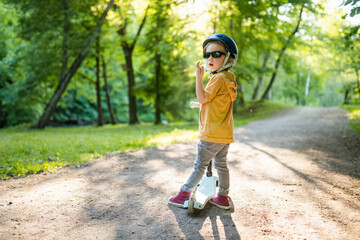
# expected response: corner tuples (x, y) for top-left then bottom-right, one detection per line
(206, 160), (213, 177)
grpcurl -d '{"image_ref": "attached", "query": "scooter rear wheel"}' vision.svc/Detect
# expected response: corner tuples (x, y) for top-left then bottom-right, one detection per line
(188, 198), (195, 214)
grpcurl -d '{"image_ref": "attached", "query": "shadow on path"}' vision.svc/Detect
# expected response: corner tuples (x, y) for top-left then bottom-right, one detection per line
(168, 198), (241, 240)
(1, 106), (359, 240)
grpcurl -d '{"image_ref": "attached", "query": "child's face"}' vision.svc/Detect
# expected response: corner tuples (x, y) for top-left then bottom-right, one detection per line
(204, 42), (227, 73)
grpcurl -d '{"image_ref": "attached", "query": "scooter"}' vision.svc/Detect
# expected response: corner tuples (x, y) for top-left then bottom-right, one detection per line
(183, 160), (218, 214)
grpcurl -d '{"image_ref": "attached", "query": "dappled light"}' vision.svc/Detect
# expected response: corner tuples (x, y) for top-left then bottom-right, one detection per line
(1, 0), (360, 239)
(146, 129), (198, 146)
(1, 106), (360, 239)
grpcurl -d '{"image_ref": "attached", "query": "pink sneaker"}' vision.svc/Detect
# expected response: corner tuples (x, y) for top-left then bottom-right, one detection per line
(210, 194), (231, 210)
(168, 188), (191, 208)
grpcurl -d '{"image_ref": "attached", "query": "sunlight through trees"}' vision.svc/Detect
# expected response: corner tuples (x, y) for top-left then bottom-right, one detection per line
(0, 0), (359, 128)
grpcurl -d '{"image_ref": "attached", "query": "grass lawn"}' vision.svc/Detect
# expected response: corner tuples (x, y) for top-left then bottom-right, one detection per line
(0, 100), (289, 179)
(342, 104), (360, 133)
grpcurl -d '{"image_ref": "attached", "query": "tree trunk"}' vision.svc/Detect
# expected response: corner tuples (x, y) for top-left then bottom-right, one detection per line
(304, 39), (313, 105)
(252, 51), (270, 100)
(96, 37), (104, 126)
(123, 47), (139, 124)
(154, 53), (161, 125)
(296, 72), (301, 105)
(33, 0), (114, 129)
(238, 81), (245, 105)
(233, 20), (244, 114)
(102, 55), (117, 125)
(261, 3), (304, 100)
(344, 87), (350, 105)
(355, 67), (360, 99)
(61, 0), (69, 80)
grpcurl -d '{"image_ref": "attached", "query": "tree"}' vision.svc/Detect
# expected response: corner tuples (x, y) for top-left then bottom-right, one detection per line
(33, 0), (115, 128)
(261, 3), (305, 99)
(0, 3), (15, 127)
(226, 0), (269, 106)
(2, 0), (358, 128)
(95, 36), (104, 126)
(116, 2), (149, 124)
(252, 51), (270, 100)
(216, 0), (289, 106)
(344, 25), (360, 99)
(335, 25), (360, 102)
(138, 0), (191, 124)
(145, 1), (173, 124)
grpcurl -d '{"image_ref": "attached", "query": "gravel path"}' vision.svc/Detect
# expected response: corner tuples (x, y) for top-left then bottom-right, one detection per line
(0, 106), (359, 240)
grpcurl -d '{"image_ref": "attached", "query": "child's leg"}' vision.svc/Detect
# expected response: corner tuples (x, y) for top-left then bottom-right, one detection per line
(214, 144), (230, 196)
(182, 141), (227, 192)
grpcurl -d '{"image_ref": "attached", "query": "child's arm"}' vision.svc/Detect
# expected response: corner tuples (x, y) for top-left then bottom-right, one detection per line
(196, 61), (209, 104)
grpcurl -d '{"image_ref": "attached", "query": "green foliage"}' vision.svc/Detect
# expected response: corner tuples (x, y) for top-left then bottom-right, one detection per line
(52, 89), (98, 123)
(343, 0), (360, 17)
(342, 104), (360, 133)
(0, 0), (102, 127)
(1, 0), (359, 129)
(137, 0), (193, 123)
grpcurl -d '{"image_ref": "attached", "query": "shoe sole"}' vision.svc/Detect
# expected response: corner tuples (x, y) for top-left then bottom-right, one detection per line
(167, 198), (186, 208)
(209, 199), (230, 210)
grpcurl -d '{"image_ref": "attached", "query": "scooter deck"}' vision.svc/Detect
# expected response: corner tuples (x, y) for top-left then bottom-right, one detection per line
(184, 175), (218, 210)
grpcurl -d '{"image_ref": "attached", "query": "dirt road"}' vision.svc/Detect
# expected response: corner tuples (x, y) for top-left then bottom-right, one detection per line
(1, 107), (359, 240)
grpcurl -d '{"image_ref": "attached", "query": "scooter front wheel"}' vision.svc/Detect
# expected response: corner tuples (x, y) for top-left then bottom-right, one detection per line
(188, 198), (195, 214)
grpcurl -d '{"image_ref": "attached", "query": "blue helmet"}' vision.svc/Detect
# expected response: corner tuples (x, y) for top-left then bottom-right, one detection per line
(202, 33), (238, 72)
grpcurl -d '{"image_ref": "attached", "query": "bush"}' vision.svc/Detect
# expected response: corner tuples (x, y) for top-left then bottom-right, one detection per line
(342, 104), (360, 133)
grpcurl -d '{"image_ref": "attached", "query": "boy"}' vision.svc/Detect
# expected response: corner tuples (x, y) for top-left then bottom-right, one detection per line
(168, 34), (238, 210)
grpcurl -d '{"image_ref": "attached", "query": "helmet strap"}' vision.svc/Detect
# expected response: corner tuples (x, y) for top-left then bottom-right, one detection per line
(213, 52), (232, 74)
(205, 64), (210, 72)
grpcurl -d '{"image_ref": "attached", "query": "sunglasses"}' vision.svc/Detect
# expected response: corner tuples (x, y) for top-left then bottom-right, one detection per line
(203, 51), (226, 59)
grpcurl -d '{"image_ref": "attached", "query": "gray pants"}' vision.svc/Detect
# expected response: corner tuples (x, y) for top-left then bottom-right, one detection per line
(182, 140), (230, 196)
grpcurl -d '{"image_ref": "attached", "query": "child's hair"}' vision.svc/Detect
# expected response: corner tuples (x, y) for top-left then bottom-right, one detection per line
(203, 40), (226, 52)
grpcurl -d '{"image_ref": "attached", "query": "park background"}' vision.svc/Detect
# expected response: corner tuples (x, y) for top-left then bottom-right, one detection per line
(0, 0), (360, 178)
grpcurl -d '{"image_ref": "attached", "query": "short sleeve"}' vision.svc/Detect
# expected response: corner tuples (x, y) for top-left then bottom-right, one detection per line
(204, 75), (223, 102)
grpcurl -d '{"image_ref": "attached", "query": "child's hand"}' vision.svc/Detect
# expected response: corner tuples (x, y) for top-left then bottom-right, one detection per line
(196, 61), (205, 80)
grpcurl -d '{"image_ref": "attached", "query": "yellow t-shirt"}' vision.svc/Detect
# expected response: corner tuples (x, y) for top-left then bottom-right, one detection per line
(198, 71), (237, 143)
